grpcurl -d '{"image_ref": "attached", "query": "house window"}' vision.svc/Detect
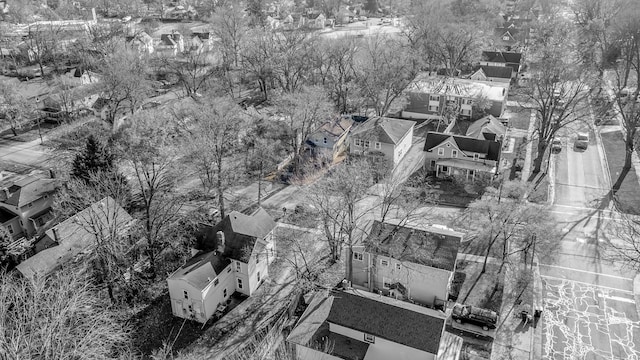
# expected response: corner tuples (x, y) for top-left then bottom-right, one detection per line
(237, 278), (243, 289)
(183, 290), (189, 299)
(383, 278), (392, 289)
(257, 272), (261, 282)
(395, 263), (402, 270)
(375, 142), (381, 150)
(256, 254), (260, 263)
(474, 154), (480, 160)
(323, 137), (328, 144)
(214, 278), (219, 286)
(469, 170), (475, 177)
(380, 259), (389, 267)
(429, 95), (439, 101)
(430, 160), (436, 169)
(364, 333), (375, 343)
(223, 289), (227, 298)
(452, 150), (458, 158)
(364, 140), (371, 148)
(354, 138), (361, 146)
(236, 262), (241, 271)
(467, 99), (473, 105)
(503, 35), (510, 41)
(441, 166), (449, 173)
(44, 195), (49, 199)
(353, 252), (363, 261)
(429, 105), (439, 112)
(6, 224), (13, 234)
(438, 148), (444, 156)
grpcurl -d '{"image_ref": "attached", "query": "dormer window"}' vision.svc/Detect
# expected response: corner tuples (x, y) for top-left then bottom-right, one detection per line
(438, 148), (444, 156)
(236, 261), (241, 271)
(452, 150), (458, 158)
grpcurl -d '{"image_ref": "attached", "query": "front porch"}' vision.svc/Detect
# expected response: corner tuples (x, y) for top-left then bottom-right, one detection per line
(433, 158), (497, 181)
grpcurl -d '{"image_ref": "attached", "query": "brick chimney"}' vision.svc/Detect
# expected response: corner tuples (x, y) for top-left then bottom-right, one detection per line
(216, 231), (225, 254)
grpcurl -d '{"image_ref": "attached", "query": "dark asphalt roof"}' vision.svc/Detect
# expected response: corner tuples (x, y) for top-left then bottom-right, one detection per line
(326, 290), (445, 354)
(481, 51), (522, 65)
(364, 221), (462, 271)
(0, 207), (17, 223)
(168, 251), (231, 290)
(424, 132), (501, 161)
(198, 207), (276, 262)
(351, 117), (415, 145)
(477, 65), (513, 79)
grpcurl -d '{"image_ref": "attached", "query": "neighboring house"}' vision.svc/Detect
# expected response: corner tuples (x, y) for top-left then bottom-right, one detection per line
(287, 288), (463, 360)
(469, 65), (512, 84)
(349, 220), (463, 307)
(0, 174), (58, 237)
(158, 31), (185, 56)
(126, 31), (154, 55)
(465, 115), (507, 141)
(402, 73), (509, 120)
(350, 117), (415, 166)
(167, 207), (277, 323)
(62, 67), (101, 86)
(0, 207), (22, 240)
(190, 32), (215, 53)
(305, 12), (326, 29)
(306, 117), (354, 161)
(480, 51), (523, 79)
(424, 131), (502, 179)
(265, 15), (282, 30)
(493, 21), (530, 51)
(336, 7), (355, 24)
(15, 197), (134, 280)
(39, 82), (102, 120)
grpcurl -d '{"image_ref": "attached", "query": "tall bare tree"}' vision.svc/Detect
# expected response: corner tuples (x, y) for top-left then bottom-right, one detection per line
(0, 271), (130, 359)
(0, 81), (33, 136)
(210, 4), (248, 69)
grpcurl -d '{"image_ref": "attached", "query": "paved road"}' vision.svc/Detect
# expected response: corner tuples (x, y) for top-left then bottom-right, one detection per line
(544, 110), (640, 359)
(0, 137), (50, 168)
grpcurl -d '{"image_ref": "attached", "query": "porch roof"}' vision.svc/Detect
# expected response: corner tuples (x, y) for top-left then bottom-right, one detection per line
(436, 158), (497, 173)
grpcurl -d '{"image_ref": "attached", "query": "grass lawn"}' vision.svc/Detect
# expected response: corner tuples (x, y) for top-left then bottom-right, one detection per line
(0, 120), (58, 142)
(502, 137), (525, 181)
(455, 260), (504, 313)
(505, 107), (531, 131)
(527, 172), (549, 204)
(601, 131), (640, 214)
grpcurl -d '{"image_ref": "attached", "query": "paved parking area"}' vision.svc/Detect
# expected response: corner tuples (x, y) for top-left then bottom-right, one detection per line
(543, 278), (640, 360)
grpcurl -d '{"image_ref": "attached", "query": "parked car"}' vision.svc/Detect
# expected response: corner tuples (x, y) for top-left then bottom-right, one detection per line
(451, 304), (498, 330)
(551, 139), (562, 153)
(575, 132), (589, 150)
(213, 303), (228, 319)
(359, 16), (367, 21)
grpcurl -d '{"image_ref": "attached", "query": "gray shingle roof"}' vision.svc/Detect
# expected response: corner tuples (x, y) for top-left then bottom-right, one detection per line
(351, 117), (415, 145)
(326, 290), (445, 354)
(168, 251), (231, 290)
(364, 221), (462, 271)
(424, 132), (502, 161)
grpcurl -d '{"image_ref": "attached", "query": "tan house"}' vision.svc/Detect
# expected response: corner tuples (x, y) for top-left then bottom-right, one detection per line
(15, 197), (133, 280)
(167, 208), (276, 323)
(307, 117), (353, 161)
(402, 73), (509, 120)
(349, 221), (463, 308)
(0, 173), (59, 238)
(287, 288), (463, 360)
(424, 132), (502, 180)
(350, 117), (415, 166)
(469, 66), (512, 84)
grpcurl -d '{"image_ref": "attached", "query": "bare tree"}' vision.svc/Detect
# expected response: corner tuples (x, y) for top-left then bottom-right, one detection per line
(606, 213), (640, 271)
(116, 109), (183, 279)
(241, 30), (276, 101)
(181, 97), (246, 217)
(356, 35), (417, 116)
(100, 47), (152, 125)
(163, 48), (219, 97)
(271, 30), (317, 94)
(0, 271), (130, 359)
(274, 86), (334, 173)
(210, 4), (248, 69)
(0, 81), (33, 136)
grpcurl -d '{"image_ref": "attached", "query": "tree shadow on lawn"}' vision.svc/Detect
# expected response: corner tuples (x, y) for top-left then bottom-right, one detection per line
(456, 261), (504, 313)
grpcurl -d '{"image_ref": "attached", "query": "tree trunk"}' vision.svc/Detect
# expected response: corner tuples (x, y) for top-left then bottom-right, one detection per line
(146, 206), (156, 280)
(257, 161), (262, 206)
(532, 141), (547, 175)
(624, 142), (633, 171)
(217, 157), (226, 219)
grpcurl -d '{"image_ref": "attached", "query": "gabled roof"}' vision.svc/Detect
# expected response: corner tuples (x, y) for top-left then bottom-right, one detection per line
(15, 197), (134, 280)
(326, 289), (446, 353)
(466, 115), (507, 140)
(351, 117), (415, 145)
(477, 65), (513, 79)
(481, 51), (522, 65)
(198, 207), (276, 262)
(312, 117), (353, 138)
(363, 221), (462, 271)
(0, 175), (58, 207)
(168, 251), (231, 290)
(424, 132), (502, 161)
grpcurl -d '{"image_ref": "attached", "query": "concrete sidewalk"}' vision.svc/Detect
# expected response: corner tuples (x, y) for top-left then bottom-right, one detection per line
(491, 261), (543, 360)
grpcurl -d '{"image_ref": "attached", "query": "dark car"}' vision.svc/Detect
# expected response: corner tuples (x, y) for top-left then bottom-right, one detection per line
(451, 304), (498, 330)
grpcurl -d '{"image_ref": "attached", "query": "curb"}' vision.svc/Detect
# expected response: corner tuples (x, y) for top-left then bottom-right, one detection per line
(635, 274), (640, 319)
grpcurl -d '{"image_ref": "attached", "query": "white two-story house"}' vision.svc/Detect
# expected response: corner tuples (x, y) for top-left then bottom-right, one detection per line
(286, 288), (463, 360)
(424, 131), (502, 180)
(349, 117), (415, 167)
(349, 220), (463, 308)
(167, 207), (276, 323)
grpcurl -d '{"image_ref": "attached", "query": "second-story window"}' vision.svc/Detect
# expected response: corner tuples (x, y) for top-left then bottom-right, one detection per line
(452, 150), (458, 158)
(364, 140), (371, 148)
(438, 148), (444, 156)
(380, 259), (389, 267)
(236, 261), (241, 271)
(375, 142), (381, 150)
(183, 290), (189, 299)
(213, 278), (219, 286)
(353, 252), (363, 261)
(395, 263), (402, 270)
(323, 137), (328, 144)
(354, 138), (361, 146)
(474, 154), (480, 160)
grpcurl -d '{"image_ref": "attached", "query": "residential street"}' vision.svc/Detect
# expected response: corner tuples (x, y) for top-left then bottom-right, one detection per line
(543, 110), (640, 358)
(0, 137), (50, 168)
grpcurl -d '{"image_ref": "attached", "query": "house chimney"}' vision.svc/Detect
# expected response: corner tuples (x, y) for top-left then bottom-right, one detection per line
(52, 227), (60, 244)
(216, 231), (225, 254)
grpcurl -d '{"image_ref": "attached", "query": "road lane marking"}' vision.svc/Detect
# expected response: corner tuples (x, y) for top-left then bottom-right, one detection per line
(540, 264), (634, 281)
(541, 274), (634, 294)
(603, 295), (636, 304)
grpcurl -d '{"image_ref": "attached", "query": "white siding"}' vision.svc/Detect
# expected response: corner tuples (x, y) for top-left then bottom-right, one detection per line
(295, 344), (343, 360)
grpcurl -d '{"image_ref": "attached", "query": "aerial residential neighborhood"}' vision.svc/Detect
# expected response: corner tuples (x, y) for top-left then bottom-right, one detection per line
(1, 0), (640, 359)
